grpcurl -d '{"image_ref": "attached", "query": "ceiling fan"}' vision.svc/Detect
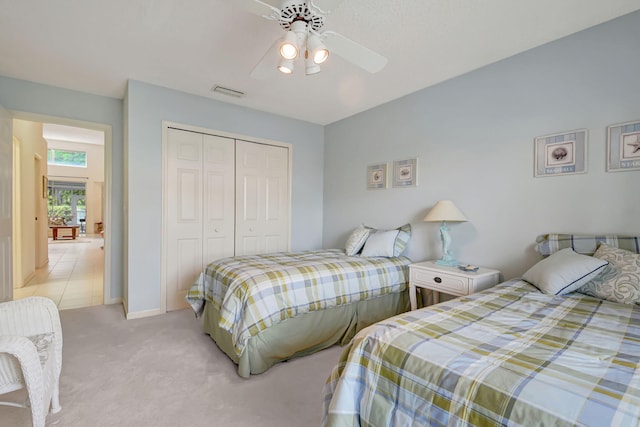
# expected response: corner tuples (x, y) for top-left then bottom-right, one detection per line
(231, 0), (388, 78)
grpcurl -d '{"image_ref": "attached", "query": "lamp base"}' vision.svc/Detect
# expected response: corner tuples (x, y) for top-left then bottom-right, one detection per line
(435, 259), (459, 267)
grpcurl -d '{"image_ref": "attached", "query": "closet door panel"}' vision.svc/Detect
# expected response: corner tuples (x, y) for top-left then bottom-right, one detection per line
(236, 141), (289, 255)
(203, 135), (235, 264)
(177, 238), (201, 291)
(166, 129), (203, 311)
(263, 146), (289, 250)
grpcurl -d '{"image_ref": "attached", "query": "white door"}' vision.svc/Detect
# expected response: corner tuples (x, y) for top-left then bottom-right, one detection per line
(0, 105), (13, 302)
(166, 129), (203, 311)
(165, 129), (234, 311)
(235, 140), (290, 255)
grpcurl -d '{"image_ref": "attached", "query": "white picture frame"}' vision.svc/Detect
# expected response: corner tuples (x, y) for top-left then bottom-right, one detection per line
(392, 158), (418, 188)
(367, 162), (387, 190)
(534, 129), (587, 177)
(607, 119), (640, 172)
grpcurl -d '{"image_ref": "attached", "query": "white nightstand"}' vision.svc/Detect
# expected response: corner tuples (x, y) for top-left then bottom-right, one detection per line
(408, 261), (501, 310)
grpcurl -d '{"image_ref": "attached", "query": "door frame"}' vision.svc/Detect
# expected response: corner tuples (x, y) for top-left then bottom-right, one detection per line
(160, 121), (292, 313)
(12, 111), (113, 304)
(0, 105), (12, 302)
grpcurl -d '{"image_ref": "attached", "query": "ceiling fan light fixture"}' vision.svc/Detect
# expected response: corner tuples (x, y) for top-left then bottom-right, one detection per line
(307, 34), (329, 64)
(305, 51), (321, 75)
(279, 31), (299, 59)
(277, 57), (294, 74)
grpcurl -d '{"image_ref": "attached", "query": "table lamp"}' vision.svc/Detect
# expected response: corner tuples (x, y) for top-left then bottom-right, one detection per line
(423, 200), (468, 266)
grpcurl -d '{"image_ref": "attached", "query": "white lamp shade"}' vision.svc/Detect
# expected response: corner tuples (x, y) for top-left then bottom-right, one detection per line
(423, 200), (468, 222)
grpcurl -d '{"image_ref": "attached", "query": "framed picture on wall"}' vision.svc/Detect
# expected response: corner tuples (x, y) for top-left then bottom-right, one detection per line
(534, 129), (587, 177)
(607, 119), (640, 172)
(392, 158), (418, 187)
(367, 162), (387, 190)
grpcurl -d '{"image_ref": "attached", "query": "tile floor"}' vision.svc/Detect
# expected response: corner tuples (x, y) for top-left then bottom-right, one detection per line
(14, 234), (104, 310)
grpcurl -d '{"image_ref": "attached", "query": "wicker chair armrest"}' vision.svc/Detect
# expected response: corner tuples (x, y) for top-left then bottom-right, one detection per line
(0, 335), (46, 425)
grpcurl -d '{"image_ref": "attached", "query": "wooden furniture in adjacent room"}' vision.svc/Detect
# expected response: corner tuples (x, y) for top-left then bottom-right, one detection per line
(49, 225), (80, 240)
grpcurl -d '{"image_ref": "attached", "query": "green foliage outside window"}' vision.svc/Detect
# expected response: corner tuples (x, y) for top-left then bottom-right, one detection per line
(47, 149), (87, 167)
(47, 188), (85, 224)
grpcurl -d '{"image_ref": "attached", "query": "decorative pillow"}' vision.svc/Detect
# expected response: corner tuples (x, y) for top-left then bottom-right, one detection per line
(535, 234), (640, 256)
(393, 223), (411, 257)
(27, 332), (54, 365)
(522, 248), (608, 295)
(361, 229), (399, 257)
(344, 224), (371, 256)
(365, 223), (412, 256)
(578, 243), (640, 305)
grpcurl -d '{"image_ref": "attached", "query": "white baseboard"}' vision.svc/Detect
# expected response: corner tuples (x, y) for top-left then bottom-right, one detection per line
(125, 306), (165, 320)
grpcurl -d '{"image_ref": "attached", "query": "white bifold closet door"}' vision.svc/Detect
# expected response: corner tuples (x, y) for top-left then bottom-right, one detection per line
(166, 128), (235, 311)
(165, 128), (290, 312)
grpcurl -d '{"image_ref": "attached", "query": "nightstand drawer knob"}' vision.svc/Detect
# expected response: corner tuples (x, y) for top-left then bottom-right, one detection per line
(434, 277), (442, 283)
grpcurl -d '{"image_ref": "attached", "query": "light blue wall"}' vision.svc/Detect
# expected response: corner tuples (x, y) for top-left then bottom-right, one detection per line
(2, 10), (638, 313)
(323, 11), (640, 280)
(0, 76), (124, 302)
(125, 81), (324, 313)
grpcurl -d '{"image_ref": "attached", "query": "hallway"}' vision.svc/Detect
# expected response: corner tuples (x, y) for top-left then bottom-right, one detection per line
(14, 234), (103, 309)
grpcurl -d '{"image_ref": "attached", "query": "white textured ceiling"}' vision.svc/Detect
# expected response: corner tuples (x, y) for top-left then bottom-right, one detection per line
(43, 124), (104, 145)
(1, 0), (639, 125)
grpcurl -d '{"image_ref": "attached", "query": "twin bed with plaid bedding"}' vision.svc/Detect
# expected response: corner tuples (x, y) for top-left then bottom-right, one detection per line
(186, 249), (410, 358)
(323, 279), (640, 426)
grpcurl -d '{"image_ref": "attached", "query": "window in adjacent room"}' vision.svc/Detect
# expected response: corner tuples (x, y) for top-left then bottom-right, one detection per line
(47, 148), (87, 167)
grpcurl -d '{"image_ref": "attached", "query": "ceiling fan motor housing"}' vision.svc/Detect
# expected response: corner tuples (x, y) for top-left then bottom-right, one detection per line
(278, 1), (324, 32)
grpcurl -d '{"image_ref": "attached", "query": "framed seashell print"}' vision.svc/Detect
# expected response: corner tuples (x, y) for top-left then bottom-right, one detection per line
(607, 119), (640, 172)
(534, 129), (587, 177)
(392, 158), (418, 188)
(367, 162), (388, 190)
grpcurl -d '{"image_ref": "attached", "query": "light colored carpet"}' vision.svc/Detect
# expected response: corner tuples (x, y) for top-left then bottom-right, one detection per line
(0, 303), (344, 426)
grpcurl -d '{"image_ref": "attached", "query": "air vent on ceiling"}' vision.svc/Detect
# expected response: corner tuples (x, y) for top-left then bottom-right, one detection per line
(211, 85), (245, 98)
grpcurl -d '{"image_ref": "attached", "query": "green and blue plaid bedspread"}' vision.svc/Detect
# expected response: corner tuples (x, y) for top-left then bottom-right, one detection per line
(323, 279), (640, 426)
(186, 249), (410, 356)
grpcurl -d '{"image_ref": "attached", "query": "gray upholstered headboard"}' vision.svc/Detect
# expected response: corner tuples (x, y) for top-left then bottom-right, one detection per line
(535, 234), (640, 256)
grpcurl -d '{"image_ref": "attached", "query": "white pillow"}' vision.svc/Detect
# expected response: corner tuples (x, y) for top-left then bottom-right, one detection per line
(344, 224), (370, 256)
(522, 248), (608, 295)
(361, 230), (399, 257)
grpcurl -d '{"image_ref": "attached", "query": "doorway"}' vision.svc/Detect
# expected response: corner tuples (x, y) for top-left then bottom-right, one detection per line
(12, 119), (107, 310)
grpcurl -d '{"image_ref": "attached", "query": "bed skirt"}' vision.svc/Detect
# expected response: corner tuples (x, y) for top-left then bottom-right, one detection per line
(202, 290), (409, 378)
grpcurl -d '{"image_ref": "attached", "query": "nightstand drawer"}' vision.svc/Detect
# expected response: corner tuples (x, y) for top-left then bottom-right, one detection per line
(410, 268), (470, 295)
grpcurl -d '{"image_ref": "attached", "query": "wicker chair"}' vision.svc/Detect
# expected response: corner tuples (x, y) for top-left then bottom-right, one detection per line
(0, 297), (63, 427)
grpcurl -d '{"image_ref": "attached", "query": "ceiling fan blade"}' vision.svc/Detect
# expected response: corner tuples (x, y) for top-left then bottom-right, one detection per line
(310, 0), (347, 14)
(233, 0), (280, 19)
(250, 39), (281, 79)
(323, 32), (388, 74)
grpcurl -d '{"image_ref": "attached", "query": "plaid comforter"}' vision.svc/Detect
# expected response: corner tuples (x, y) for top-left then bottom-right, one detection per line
(323, 279), (640, 427)
(186, 249), (410, 356)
